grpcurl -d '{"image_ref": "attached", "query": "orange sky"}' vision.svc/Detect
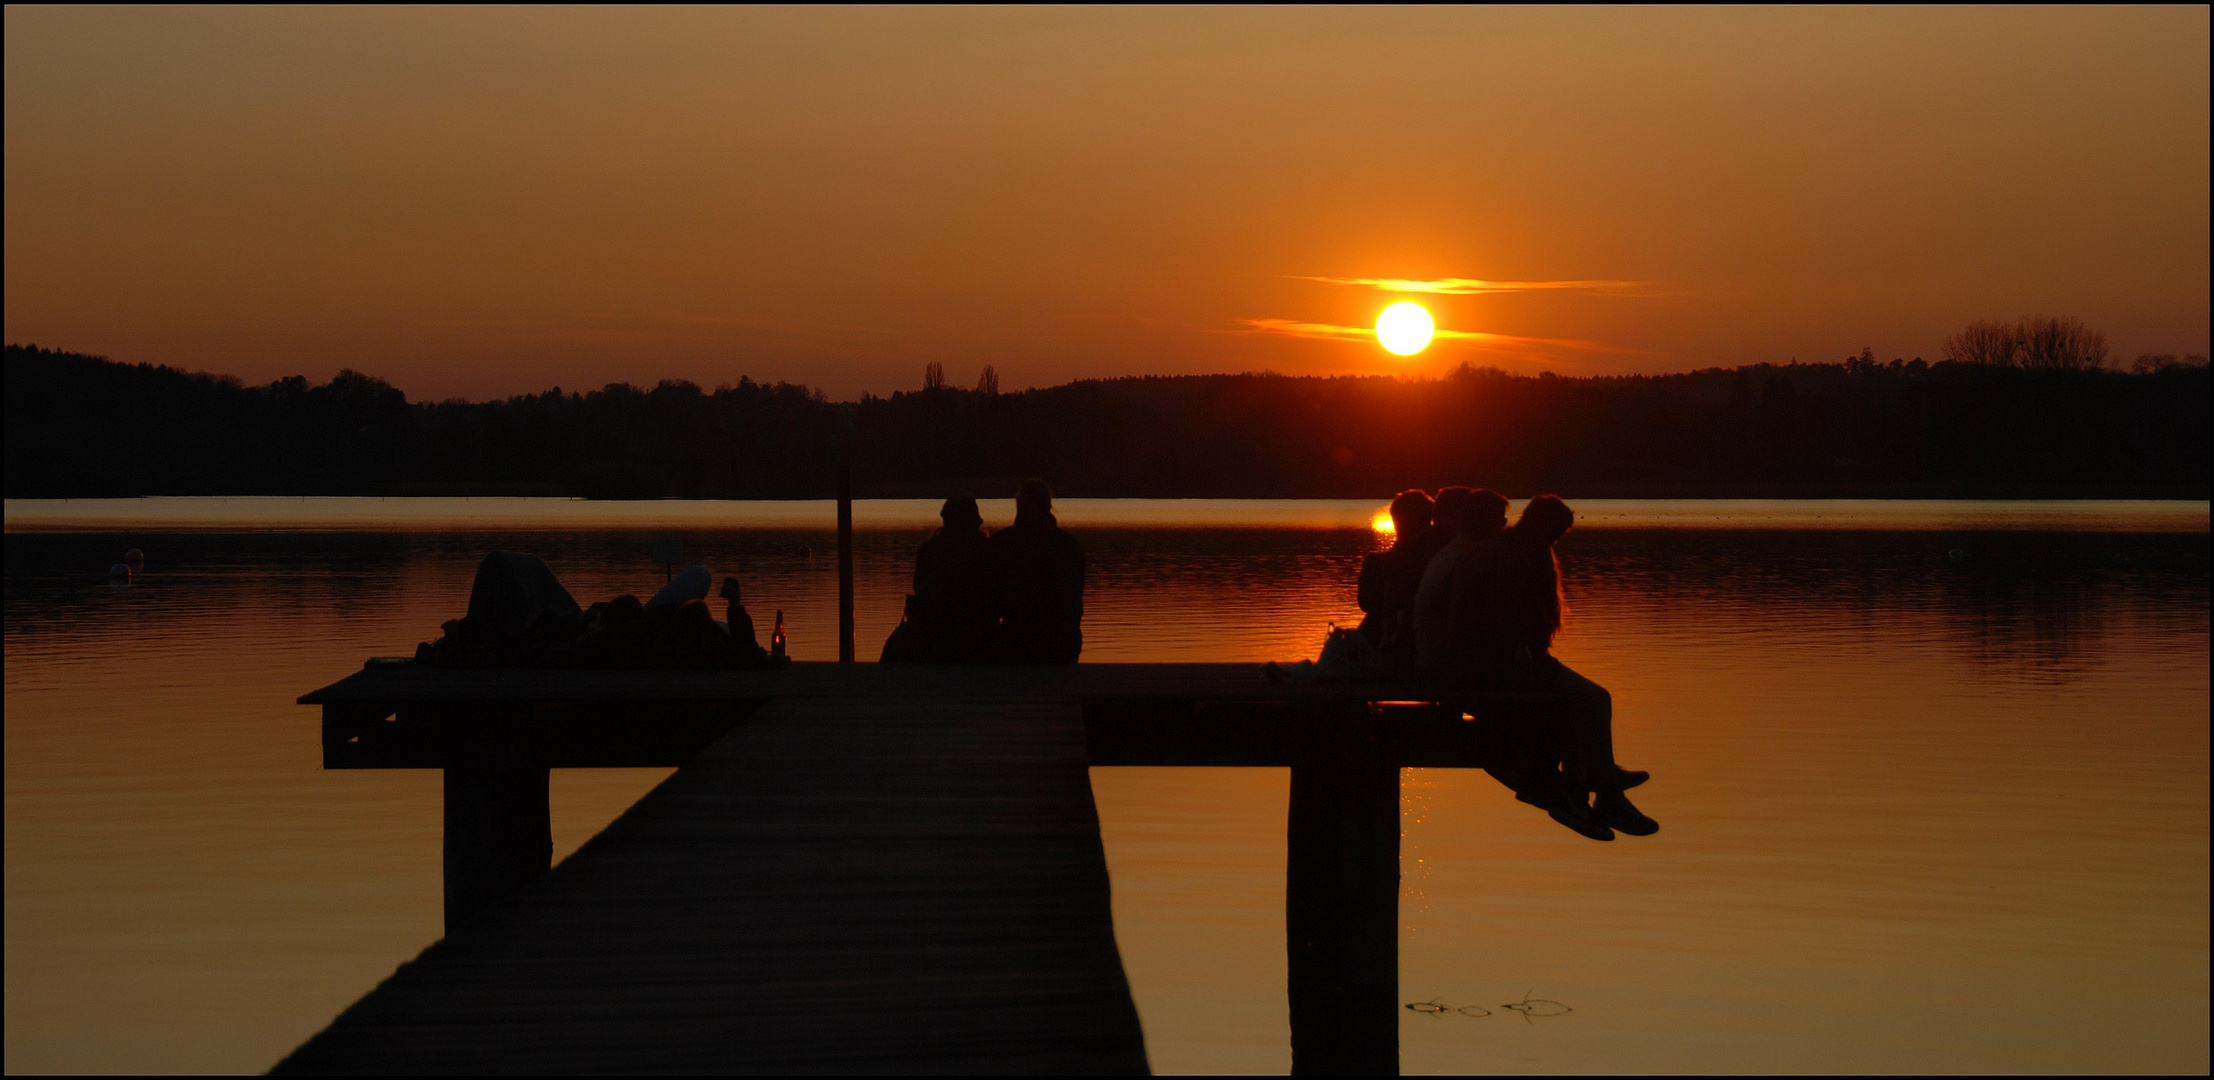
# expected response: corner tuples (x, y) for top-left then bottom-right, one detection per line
(5, 7), (2207, 401)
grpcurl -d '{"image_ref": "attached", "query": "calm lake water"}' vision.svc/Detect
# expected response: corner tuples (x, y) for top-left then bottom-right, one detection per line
(5, 499), (2208, 1073)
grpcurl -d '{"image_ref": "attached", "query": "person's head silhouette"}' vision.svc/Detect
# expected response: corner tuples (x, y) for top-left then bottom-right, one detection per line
(1517, 494), (1574, 545)
(1389, 489), (1434, 537)
(1467, 489), (1510, 537)
(1015, 479), (1054, 523)
(1430, 486), (1477, 535)
(940, 496), (983, 532)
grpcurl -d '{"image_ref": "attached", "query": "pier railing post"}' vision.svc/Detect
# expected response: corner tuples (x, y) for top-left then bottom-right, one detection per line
(1286, 706), (1400, 1075)
(836, 449), (855, 664)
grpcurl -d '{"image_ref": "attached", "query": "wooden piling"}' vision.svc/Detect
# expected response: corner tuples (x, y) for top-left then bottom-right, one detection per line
(1285, 760), (1401, 1075)
(442, 766), (551, 931)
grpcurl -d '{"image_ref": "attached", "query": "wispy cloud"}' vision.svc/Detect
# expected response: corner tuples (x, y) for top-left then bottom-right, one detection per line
(1233, 317), (1645, 370)
(1295, 276), (1651, 296)
(1236, 318), (1376, 342)
(1238, 317), (1585, 346)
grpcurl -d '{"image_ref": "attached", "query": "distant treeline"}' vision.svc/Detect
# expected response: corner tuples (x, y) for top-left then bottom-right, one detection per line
(6, 344), (2207, 499)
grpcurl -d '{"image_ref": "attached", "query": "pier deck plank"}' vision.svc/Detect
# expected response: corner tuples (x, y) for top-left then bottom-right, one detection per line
(273, 690), (1149, 1075)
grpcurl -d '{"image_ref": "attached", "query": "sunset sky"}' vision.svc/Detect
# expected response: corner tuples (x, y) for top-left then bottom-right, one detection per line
(5, 6), (2207, 401)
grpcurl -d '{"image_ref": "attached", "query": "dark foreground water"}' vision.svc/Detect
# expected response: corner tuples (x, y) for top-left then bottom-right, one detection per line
(5, 500), (2207, 1072)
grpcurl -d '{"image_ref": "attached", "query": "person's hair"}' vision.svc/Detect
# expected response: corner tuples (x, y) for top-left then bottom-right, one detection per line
(939, 496), (983, 530)
(1465, 489), (1509, 535)
(1517, 494), (1573, 545)
(1015, 478), (1053, 515)
(1429, 486), (1477, 534)
(1504, 495), (1573, 646)
(1388, 489), (1434, 535)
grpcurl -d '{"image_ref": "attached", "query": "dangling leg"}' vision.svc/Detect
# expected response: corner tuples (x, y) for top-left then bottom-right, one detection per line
(1552, 664), (1657, 836)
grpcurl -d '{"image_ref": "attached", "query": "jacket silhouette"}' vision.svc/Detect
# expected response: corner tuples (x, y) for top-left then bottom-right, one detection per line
(989, 481), (1085, 663)
(883, 497), (998, 662)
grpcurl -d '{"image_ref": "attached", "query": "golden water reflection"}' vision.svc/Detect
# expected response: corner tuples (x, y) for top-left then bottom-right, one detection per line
(5, 512), (2208, 1072)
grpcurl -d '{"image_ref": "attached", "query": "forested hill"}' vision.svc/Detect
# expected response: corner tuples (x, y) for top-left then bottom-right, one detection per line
(6, 344), (2207, 499)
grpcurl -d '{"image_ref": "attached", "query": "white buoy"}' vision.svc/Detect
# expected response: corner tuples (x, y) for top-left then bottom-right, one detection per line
(108, 563), (132, 580)
(1948, 548), (1966, 563)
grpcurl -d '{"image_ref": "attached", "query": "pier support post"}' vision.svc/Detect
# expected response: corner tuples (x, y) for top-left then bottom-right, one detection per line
(444, 767), (552, 931)
(1285, 759), (1400, 1075)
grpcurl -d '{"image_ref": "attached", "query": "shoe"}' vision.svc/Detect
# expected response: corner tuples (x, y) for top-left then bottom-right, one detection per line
(1596, 790), (1659, 836)
(1614, 767), (1650, 790)
(1547, 799), (1615, 842)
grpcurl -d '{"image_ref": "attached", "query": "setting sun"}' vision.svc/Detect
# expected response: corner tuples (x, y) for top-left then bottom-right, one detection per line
(1376, 302), (1434, 356)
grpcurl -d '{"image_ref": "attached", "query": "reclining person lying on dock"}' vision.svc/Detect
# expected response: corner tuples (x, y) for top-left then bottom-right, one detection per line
(417, 551), (775, 670)
(881, 497), (998, 663)
(1450, 496), (1657, 842)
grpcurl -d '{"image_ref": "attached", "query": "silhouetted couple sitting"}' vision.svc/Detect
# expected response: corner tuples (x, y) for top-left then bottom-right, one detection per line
(1362, 487), (1657, 842)
(880, 479), (1086, 664)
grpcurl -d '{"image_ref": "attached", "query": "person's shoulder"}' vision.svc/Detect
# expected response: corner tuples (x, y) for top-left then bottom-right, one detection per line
(988, 523), (1042, 551)
(1048, 527), (1085, 561)
(1418, 549), (1457, 590)
(1461, 535), (1513, 571)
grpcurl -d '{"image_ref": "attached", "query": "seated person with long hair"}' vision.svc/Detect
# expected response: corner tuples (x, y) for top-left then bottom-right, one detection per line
(1452, 495), (1656, 841)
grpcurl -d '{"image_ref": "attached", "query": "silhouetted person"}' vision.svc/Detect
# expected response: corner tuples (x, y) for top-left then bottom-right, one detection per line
(1413, 488), (1508, 677)
(989, 479), (1086, 663)
(1357, 489), (1442, 668)
(459, 550), (582, 641)
(719, 576), (763, 655)
(883, 497), (998, 662)
(1457, 495), (1656, 840)
(418, 550), (583, 665)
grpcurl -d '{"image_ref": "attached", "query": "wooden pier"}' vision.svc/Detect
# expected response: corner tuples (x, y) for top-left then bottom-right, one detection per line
(276, 662), (1502, 1075)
